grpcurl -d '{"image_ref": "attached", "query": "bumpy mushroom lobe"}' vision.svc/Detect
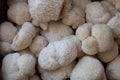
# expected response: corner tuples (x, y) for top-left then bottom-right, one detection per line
(28, 0), (64, 22)
(107, 13), (120, 38)
(109, 0), (120, 11)
(30, 36), (48, 57)
(86, 2), (111, 24)
(76, 23), (93, 41)
(2, 53), (36, 80)
(101, 0), (118, 17)
(41, 21), (73, 42)
(11, 22), (37, 51)
(38, 39), (77, 70)
(0, 42), (12, 55)
(7, 2), (31, 25)
(70, 56), (107, 80)
(0, 22), (17, 43)
(63, 35), (84, 58)
(62, 6), (85, 29)
(106, 55), (120, 80)
(97, 42), (119, 63)
(92, 24), (114, 52)
(38, 61), (76, 80)
(7, 0), (28, 7)
(81, 36), (98, 55)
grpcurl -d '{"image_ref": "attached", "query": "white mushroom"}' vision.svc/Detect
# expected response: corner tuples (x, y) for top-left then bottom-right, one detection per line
(86, 2), (111, 24)
(106, 55), (120, 80)
(109, 0), (120, 11)
(0, 22), (17, 43)
(70, 56), (107, 80)
(62, 6), (85, 29)
(81, 36), (98, 55)
(76, 23), (92, 41)
(38, 39), (77, 70)
(41, 22), (73, 42)
(30, 36), (48, 57)
(7, 2), (31, 25)
(11, 22), (36, 51)
(28, 0), (64, 23)
(0, 42), (12, 55)
(101, 0), (118, 17)
(2, 53), (36, 80)
(38, 61), (76, 80)
(91, 24), (114, 52)
(63, 35), (84, 58)
(97, 42), (118, 63)
(107, 13), (120, 38)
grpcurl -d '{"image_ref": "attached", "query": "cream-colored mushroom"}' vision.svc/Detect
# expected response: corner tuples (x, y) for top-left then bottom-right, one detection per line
(92, 24), (114, 52)
(11, 22), (36, 51)
(76, 23), (92, 41)
(101, 0), (118, 17)
(107, 13), (120, 38)
(97, 42), (118, 63)
(63, 35), (84, 58)
(38, 61), (76, 80)
(62, 6), (85, 29)
(2, 53), (36, 80)
(0, 42), (12, 55)
(81, 36), (98, 55)
(38, 39), (77, 70)
(28, 0), (64, 23)
(7, 2), (31, 25)
(109, 0), (120, 11)
(41, 21), (73, 42)
(0, 22), (17, 43)
(106, 55), (120, 80)
(30, 36), (48, 57)
(70, 56), (107, 80)
(86, 2), (111, 24)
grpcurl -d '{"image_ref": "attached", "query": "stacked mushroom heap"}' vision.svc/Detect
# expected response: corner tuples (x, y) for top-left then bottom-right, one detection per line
(1, 0), (120, 80)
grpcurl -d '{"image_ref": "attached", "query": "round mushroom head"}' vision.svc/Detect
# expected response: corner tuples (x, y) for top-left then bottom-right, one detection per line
(41, 22), (73, 42)
(11, 22), (37, 51)
(7, 2), (31, 25)
(91, 24), (114, 52)
(2, 53), (36, 80)
(86, 2), (111, 24)
(38, 39), (77, 70)
(70, 56), (107, 80)
(0, 22), (17, 43)
(38, 61), (76, 80)
(106, 55), (120, 80)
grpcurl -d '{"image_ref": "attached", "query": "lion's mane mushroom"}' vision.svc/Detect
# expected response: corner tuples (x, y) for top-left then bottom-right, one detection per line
(70, 56), (107, 80)
(11, 22), (37, 51)
(38, 61), (76, 80)
(7, 2), (31, 25)
(2, 53), (36, 80)
(86, 2), (111, 24)
(38, 39), (77, 70)
(41, 21), (73, 42)
(0, 22), (17, 43)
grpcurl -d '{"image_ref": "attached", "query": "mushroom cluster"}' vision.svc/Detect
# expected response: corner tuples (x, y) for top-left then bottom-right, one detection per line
(1, 0), (120, 80)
